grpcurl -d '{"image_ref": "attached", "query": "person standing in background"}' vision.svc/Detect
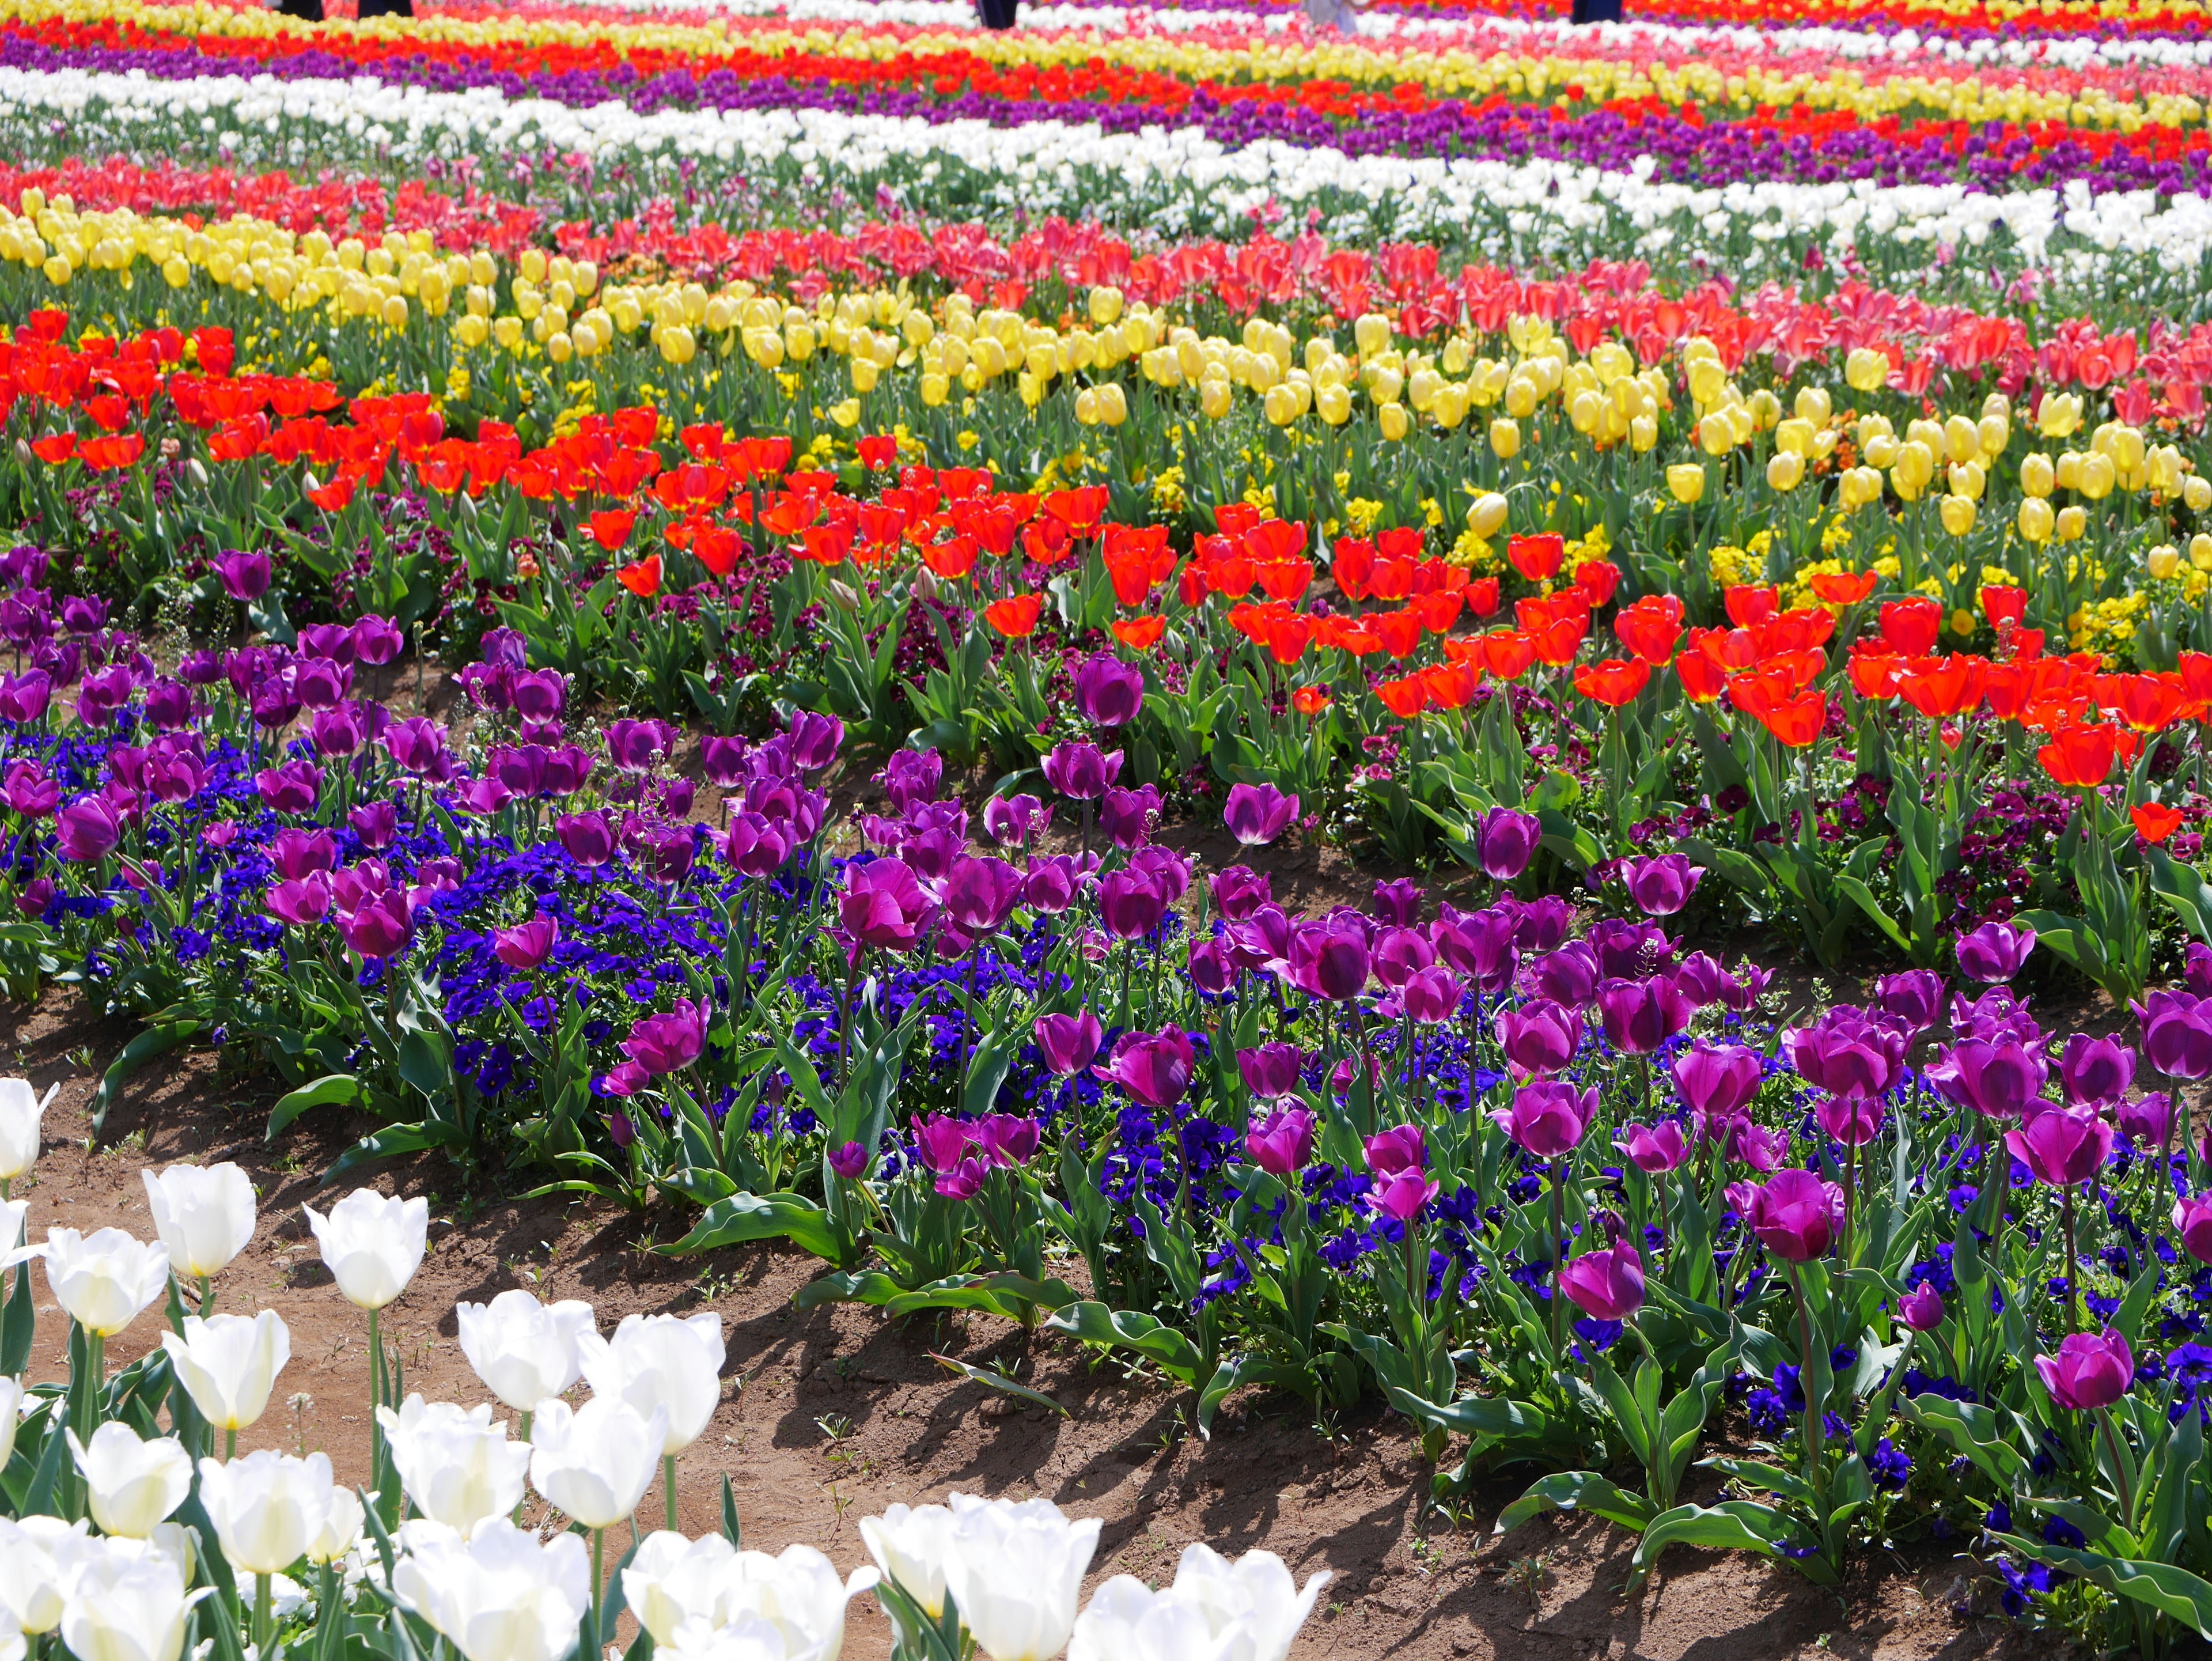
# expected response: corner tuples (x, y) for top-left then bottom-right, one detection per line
(978, 0), (1017, 28)
(278, 0), (323, 20)
(1570, 0), (1623, 20)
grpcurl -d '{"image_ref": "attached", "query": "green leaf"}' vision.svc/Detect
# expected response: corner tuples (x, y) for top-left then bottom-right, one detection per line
(267, 1073), (376, 1139)
(321, 1122), (453, 1186)
(92, 1022), (200, 1138)
(1041, 1301), (1205, 1387)
(928, 1353), (1067, 1417)
(1197, 1354), (1318, 1437)
(881, 1274), (1080, 1322)
(396, 1028), (452, 1103)
(719, 1473), (742, 1548)
(1997, 1534), (2212, 1638)
(658, 1193), (842, 1262)
(1632, 1501), (1832, 1585)
(1495, 1471), (1656, 1536)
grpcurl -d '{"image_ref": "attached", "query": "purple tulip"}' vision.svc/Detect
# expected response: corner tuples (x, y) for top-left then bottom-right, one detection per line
(983, 793), (1050, 846)
(1224, 905), (1293, 975)
(1596, 975), (1694, 1057)
(382, 717), (453, 781)
(2005, 1104), (2113, 1188)
(1041, 741), (1121, 802)
(0, 669), (50, 724)
(1926, 1037), (2048, 1121)
(840, 858), (931, 954)
(2133, 990), (2212, 1081)
(1522, 942), (1599, 1007)
(1073, 654), (1144, 728)
(1222, 782), (1298, 846)
(1671, 1043), (1763, 1121)
(1033, 1011), (1103, 1076)
(2059, 1035), (2136, 1107)
(1588, 919), (1673, 980)
(2034, 1329), (2133, 1411)
(58, 595), (105, 634)
(1364, 1125), (1426, 1175)
(1100, 785), (1159, 851)
(1816, 1092), (1885, 1148)
(605, 718), (675, 773)
(351, 615), (404, 667)
(54, 797), (120, 862)
(1366, 1168), (1440, 1224)
(1186, 937), (1236, 996)
(2173, 1192), (2212, 1264)
(1372, 926), (1435, 990)
(1743, 1168), (1844, 1262)
(141, 680), (194, 732)
(271, 828), (338, 881)
(1620, 854), (1702, 918)
(294, 660), (349, 713)
(1098, 870), (1166, 941)
(338, 890), (414, 961)
(1210, 865), (1271, 921)
(2188, 944), (2212, 998)
(913, 1114), (975, 1174)
(1246, 1107), (1315, 1177)
(1023, 855), (1080, 914)
(942, 856), (1024, 937)
(1236, 1043), (1305, 1102)
(1899, 1284), (1945, 1331)
(16, 877), (53, 920)
(1430, 905), (1517, 992)
(1559, 1237), (1645, 1321)
(2, 762), (56, 819)
(1290, 918), (1370, 1002)
(2118, 1092), (2175, 1152)
(1491, 1080), (1596, 1159)
(1093, 1027), (1197, 1110)
(1511, 895), (1572, 952)
(1956, 921), (2036, 985)
(1401, 967), (1464, 1026)
(1372, 879), (1423, 927)
(1475, 807), (1541, 881)
(622, 998), (709, 1076)
(1129, 846), (1189, 904)
(787, 712), (843, 774)
(1873, 970), (1948, 1034)
(213, 546), (271, 603)
(975, 1114), (1041, 1168)
(553, 811), (613, 869)
(1495, 1000), (1582, 1079)
(494, 915), (560, 972)
(265, 875), (332, 927)
(1615, 1121), (1692, 1174)
(828, 1141), (869, 1180)
(1784, 1008), (1910, 1102)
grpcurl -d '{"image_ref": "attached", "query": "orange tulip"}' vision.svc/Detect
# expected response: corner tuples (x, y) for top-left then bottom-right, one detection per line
(1506, 533), (1565, 582)
(1614, 595), (1685, 666)
(1377, 676), (1430, 718)
(1759, 690), (1828, 748)
(588, 509), (636, 552)
(1724, 585), (1779, 627)
(1674, 647), (1727, 703)
(1897, 654), (1986, 720)
(1808, 571), (1877, 606)
(2038, 724), (2119, 788)
(984, 593), (1047, 638)
(1479, 630), (1538, 682)
(1291, 686), (1332, 716)
(1573, 657), (1652, 707)
(617, 555), (662, 599)
(2134, 802), (2185, 845)
(1112, 616), (1166, 650)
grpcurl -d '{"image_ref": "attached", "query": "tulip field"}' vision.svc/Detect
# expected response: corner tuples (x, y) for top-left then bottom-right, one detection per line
(9, 0), (2212, 1651)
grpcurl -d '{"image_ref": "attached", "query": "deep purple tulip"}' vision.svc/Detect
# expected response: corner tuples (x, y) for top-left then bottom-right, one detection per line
(1743, 1168), (1844, 1262)
(1246, 1107), (1315, 1177)
(1187, 937), (1237, 996)
(1511, 895), (1573, 952)
(1873, 970), (1948, 1034)
(1034, 1011), (1103, 1076)
(1589, 918), (1673, 979)
(2060, 1035), (2136, 1107)
(788, 712), (843, 774)
(381, 717), (453, 781)
(265, 875), (332, 927)
(1236, 1043), (1305, 1102)
(942, 856), (1024, 937)
(1366, 1168), (1440, 1224)
(1560, 1238), (1645, 1321)
(0, 669), (50, 724)
(271, 828), (338, 881)
(1956, 921), (2036, 984)
(351, 615), (404, 667)
(1621, 854), (1702, 917)
(141, 680), (193, 732)
(605, 718), (675, 773)
(1671, 952), (1729, 1008)
(1073, 654), (1144, 728)
(1372, 926), (1435, 990)
(16, 877), (53, 920)
(2173, 1192), (2212, 1264)
(1222, 782), (1298, 846)
(1099, 870), (1166, 941)
(212, 548), (271, 603)
(1491, 1081), (1596, 1159)
(1290, 918), (1370, 1001)
(622, 998), (709, 1076)
(3, 762), (56, 819)
(1041, 741), (1121, 802)
(510, 669), (565, 723)
(1926, 1037), (2048, 1121)
(912, 1114), (975, 1174)
(700, 736), (749, 788)
(2133, 990), (2212, 1081)
(2035, 1329), (2133, 1411)
(1365, 1125), (1426, 1175)
(934, 1154), (990, 1201)
(1130, 846), (1190, 904)
(828, 1141), (869, 1180)
(338, 890), (414, 960)
(552, 811), (613, 869)
(1596, 975), (1694, 1057)
(1495, 1000), (1582, 1079)
(1023, 855), (1081, 915)
(723, 812), (795, 880)
(1100, 785), (1159, 851)
(1522, 942), (1600, 1007)
(2118, 1092), (2175, 1152)
(1671, 1043), (1763, 1121)
(1615, 1121), (1692, 1174)
(840, 858), (931, 953)
(1372, 879), (1424, 928)
(983, 793), (1050, 846)
(1784, 1008), (1910, 1102)
(54, 797), (120, 862)
(2005, 1104), (2113, 1187)
(493, 915), (560, 972)
(1475, 807), (1541, 881)
(1402, 967), (1464, 1026)
(2188, 943), (2212, 998)
(1224, 905), (1294, 976)
(294, 660), (350, 713)
(1093, 1027), (1196, 1110)
(1430, 905), (1517, 992)
(1899, 1284), (1945, 1331)
(1816, 1092), (1886, 1148)
(1210, 865), (1271, 921)
(975, 1114), (1041, 1168)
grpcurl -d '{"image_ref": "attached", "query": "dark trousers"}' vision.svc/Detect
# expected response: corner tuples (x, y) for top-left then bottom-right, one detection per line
(1570, 0), (1622, 18)
(357, 0), (414, 15)
(978, 0), (1017, 28)
(278, 0), (323, 19)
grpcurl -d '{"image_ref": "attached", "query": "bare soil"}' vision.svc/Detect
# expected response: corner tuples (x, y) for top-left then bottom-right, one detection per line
(0, 989), (2074, 1661)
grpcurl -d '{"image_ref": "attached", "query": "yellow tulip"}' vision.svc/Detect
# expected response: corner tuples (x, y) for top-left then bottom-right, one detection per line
(2055, 505), (2087, 541)
(1666, 464), (1706, 505)
(1844, 347), (1888, 392)
(2021, 452), (2055, 498)
(2147, 544), (2182, 580)
(2016, 497), (2054, 542)
(2186, 475), (2212, 513)
(1378, 402), (1409, 442)
(2191, 532), (2212, 570)
(1488, 417), (1521, 460)
(1767, 452), (1805, 492)
(1938, 494), (1976, 537)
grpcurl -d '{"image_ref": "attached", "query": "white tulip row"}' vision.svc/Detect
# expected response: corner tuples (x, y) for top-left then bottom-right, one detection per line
(0, 1084), (1328, 1661)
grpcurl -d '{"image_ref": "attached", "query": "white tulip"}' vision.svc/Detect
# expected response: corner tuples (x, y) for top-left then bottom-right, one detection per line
(41, 1228), (169, 1338)
(455, 1289), (595, 1414)
(305, 1485), (365, 1568)
(160, 1310), (289, 1432)
(376, 1395), (529, 1539)
(577, 1311), (724, 1455)
(141, 1163), (257, 1282)
(58, 1538), (203, 1661)
(196, 1450), (336, 1577)
(859, 1500), (964, 1621)
(392, 1516), (590, 1661)
(941, 1496), (1101, 1661)
(1069, 1547), (1331, 1661)
(302, 1189), (427, 1311)
(0, 1200), (26, 1258)
(0, 1079), (52, 1186)
(66, 1424), (191, 1539)
(1158, 1544), (1330, 1661)
(146, 1523), (195, 1588)
(0, 1377), (25, 1471)
(528, 1395), (666, 1530)
(725, 1543), (877, 1661)
(622, 1531), (737, 1645)
(0, 1515), (92, 1633)
(657, 1614), (794, 1661)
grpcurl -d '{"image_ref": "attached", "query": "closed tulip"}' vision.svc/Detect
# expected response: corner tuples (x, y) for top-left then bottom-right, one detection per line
(528, 1395), (666, 1530)
(141, 1162), (256, 1288)
(392, 1517), (590, 1661)
(67, 1424), (191, 1539)
(0, 1079), (50, 1190)
(1071, 1543), (1329, 1661)
(456, 1289), (596, 1416)
(578, 1312), (724, 1458)
(1559, 1237), (1646, 1322)
(2035, 1328), (2133, 1412)
(160, 1311), (289, 1436)
(0, 1515), (90, 1633)
(2006, 1104), (2113, 1189)
(861, 1500), (963, 1621)
(41, 1228), (168, 1338)
(942, 1495), (1102, 1661)
(721, 1542), (879, 1659)
(621, 1533), (738, 1644)
(197, 1450), (336, 1577)
(59, 1542), (198, 1661)
(303, 1189), (427, 1311)
(378, 1395), (531, 1539)
(1743, 1169), (1845, 1263)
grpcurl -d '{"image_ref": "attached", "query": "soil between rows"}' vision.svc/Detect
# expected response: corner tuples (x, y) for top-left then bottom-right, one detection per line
(4, 987), (2065, 1661)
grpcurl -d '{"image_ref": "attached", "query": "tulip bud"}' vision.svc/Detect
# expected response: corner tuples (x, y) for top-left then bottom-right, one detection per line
(1488, 417), (1521, 460)
(2021, 451), (2055, 497)
(1766, 452), (1804, 492)
(2149, 544), (2182, 580)
(2017, 497), (2055, 542)
(2056, 504), (2088, 540)
(1939, 494), (1976, 537)
(1666, 464), (1705, 505)
(2192, 532), (2212, 571)
(2186, 474), (2212, 513)
(1466, 492), (1508, 538)
(1378, 401), (1408, 442)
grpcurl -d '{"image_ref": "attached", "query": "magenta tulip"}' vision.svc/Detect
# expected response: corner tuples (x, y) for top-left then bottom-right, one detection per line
(2034, 1328), (2133, 1411)
(1559, 1239), (1645, 1322)
(1743, 1168), (1844, 1262)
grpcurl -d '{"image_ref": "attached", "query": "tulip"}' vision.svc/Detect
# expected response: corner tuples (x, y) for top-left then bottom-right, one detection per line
(861, 1500), (963, 1621)
(2134, 990), (2212, 1081)
(2174, 1193), (2212, 1265)
(717, 1542), (879, 1659)
(1743, 1170), (1844, 1263)
(0, 1515), (89, 1633)
(1523, 942), (1599, 1007)
(1783, 1008), (1909, 1102)
(1401, 966), (1463, 1026)
(54, 797), (120, 862)
(377, 1395), (531, 1538)
(622, 999), (710, 1076)
(456, 1289), (596, 1417)
(1956, 921), (2036, 984)
(1474, 807), (1541, 881)
(213, 550), (272, 603)
(1559, 1238), (1645, 1322)
(529, 1395), (668, 1531)
(1093, 1028), (1195, 1110)
(141, 1161), (256, 1292)
(578, 1310), (725, 1528)
(1221, 783), (1298, 846)
(42, 1227), (168, 1339)
(0, 1078), (50, 1191)
(1872, 970), (1947, 1034)
(2117, 1091), (2175, 1152)
(1209, 866), (1271, 921)
(941, 1494), (1102, 1661)
(1032, 1012), (1102, 1077)
(1371, 926), (1435, 990)
(942, 855), (1025, 936)
(2057, 1035), (2135, 1106)
(839, 858), (933, 953)
(1816, 1092), (1885, 1148)
(982, 794), (1049, 847)
(1288, 919), (1369, 1001)
(1366, 1167), (1440, 1225)
(66, 1423), (190, 1539)
(1615, 1121), (1693, 1174)
(1620, 853), (1702, 917)
(1073, 655), (1144, 728)
(1363, 1125), (1426, 1175)
(2035, 1328), (2133, 1412)
(1595, 975), (1694, 1056)
(1236, 1043), (1305, 1102)
(620, 1532), (736, 1644)
(493, 916), (560, 973)
(392, 1517), (590, 1661)
(1040, 742), (1121, 803)
(160, 1311), (288, 1440)
(306, 1485), (365, 1569)
(2007, 1104), (2113, 1189)
(1925, 1038), (2047, 1120)
(1431, 905), (1517, 992)
(59, 1542), (198, 1661)
(1245, 1108), (1315, 1178)
(1070, 1543), (1330, 1661)
(1491, 1081), (1596, 1160)
(1671, 1043), (1763, 1122)
(1898, 1284), (1945, 1332)
(827, 1142), (869, 1180)
(305, 1189), (427, 1312)
(198, 1450), (336, 1590)
(1588, 919), (1673, 980)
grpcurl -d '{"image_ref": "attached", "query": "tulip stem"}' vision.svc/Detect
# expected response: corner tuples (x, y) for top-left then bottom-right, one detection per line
(253, 1572), (272, 1654)
(1547, 1158), (1567, 1367)
(368, 1307), (381, 1415)
(1786, 1262), (1825, 1496)
(2096, 1406), (2138, 1527)
(198, 1274), (213, 1315)
(665, 1454), (679, 1533)
(225, 1427), (236, 1461)
(589, 1527), (606, 1651)
(2061, 1182), (2082, 1335)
